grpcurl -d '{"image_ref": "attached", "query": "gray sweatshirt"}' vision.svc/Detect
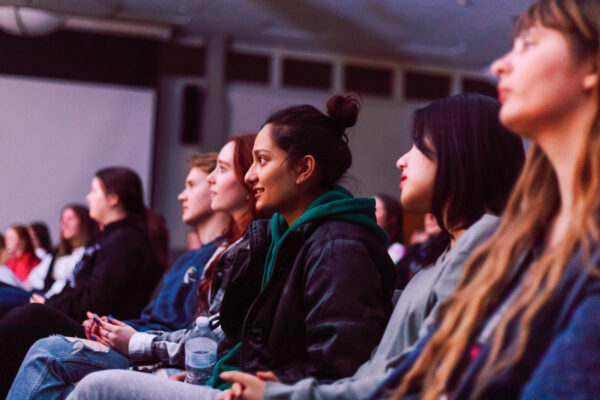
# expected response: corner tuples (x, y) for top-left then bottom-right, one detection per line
(264, 214), (499, 400)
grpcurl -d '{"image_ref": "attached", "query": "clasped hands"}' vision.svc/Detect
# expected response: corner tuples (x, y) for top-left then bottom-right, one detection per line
(217, 370), (280, 400)
(81, 311), (137, 356)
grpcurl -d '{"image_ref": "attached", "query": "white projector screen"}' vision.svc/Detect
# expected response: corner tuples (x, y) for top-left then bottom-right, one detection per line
(0, 75), (155, 243)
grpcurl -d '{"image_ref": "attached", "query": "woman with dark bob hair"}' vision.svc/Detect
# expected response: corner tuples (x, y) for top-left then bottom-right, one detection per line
(0, 167), (162, 396)
(62, 94), (396, 400)
(216, 93), (525, 400)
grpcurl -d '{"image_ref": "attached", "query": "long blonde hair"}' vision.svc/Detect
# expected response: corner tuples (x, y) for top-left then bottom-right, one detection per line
(391, 1), (600, 399)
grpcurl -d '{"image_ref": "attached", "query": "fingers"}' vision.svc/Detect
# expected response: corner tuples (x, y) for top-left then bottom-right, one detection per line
(84, 326), (95, 340)
(96, 326), (115, 347)
(81, 319), (93, 331)
(232, 382), (243, 397)
(86, 311), (98, 320)
(256, 371), (279, 382)
(94, 334), (111, 347)
(96, 318), (118, 332)
(216, 390), (231, 400)
(89, 322), (102, 339)
(106, 316), (126, 326)
(169, 372), (186, 382)
(220, 371), (255, 386)
(29, 294), (44, 303)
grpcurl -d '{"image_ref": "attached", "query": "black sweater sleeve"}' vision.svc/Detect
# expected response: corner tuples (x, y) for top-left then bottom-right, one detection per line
(46, 222), (162, 322)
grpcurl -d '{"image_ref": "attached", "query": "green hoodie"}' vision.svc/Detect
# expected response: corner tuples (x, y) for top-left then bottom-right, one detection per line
(209, 186), (388, 389)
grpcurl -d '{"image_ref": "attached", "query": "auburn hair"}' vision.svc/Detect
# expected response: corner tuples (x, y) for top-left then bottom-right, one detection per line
(8, 225), (35, 255)
(392, 1), (600, 399)
(195, 134), (258, 316)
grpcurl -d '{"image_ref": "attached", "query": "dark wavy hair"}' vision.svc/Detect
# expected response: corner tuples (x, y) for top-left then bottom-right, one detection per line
(413, 93), (525, 266)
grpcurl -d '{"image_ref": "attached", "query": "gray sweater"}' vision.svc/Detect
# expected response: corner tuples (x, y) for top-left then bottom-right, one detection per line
(264, 214), (499, 400)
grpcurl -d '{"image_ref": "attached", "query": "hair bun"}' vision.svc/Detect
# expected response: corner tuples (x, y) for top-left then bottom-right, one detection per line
(326, 93), (361, 130)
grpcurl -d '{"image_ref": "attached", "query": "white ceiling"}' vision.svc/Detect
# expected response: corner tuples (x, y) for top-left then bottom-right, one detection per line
(1, 0), (536, 67)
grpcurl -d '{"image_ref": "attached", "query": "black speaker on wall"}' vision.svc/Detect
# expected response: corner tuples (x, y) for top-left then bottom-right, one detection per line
(180, 85), (204, 145)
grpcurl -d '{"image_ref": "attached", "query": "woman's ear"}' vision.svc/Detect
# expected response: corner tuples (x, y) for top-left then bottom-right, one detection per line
(295, 155), (316, 185)
(583, 72), (598, 90)
(583, 60), (599, 91)
(106, 193), (120, 209)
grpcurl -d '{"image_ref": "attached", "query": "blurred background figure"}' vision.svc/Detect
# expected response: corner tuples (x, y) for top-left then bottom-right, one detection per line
(374, 193), (406, 264)
(0, 204), (98, 317)
(396, 213), (441, 289)
(41, 205), (98, 296)
(3, 225), (40, 283)
(0, 234), (6, 266)
(145, 209), (170, 271)
(27, 223), (52, 260)
(409, 228), (428, 245)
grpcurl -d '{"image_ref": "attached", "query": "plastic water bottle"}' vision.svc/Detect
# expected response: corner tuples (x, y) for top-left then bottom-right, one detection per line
(184, 316), (218, 385)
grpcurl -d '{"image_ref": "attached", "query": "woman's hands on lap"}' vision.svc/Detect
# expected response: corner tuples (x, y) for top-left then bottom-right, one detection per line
(218, 371), (279, 400)
(82, 311), (137, 355)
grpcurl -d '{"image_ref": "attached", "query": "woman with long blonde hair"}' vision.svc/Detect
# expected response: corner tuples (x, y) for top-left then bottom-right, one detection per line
(370, 0), (600, 399)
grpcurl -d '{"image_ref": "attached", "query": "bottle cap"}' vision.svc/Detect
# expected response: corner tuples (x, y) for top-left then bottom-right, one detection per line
(195, 316), (209, 328)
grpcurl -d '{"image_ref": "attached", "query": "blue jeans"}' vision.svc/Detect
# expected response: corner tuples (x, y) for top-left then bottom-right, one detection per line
(7, 335), (130, 400)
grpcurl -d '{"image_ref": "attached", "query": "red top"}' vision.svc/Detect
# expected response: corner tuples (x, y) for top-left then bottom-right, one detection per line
(6, 252), (41, 282)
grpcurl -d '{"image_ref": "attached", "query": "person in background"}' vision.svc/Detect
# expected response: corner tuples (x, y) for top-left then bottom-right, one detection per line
(397, 213), (442, 288)
(3, 225), (40, 282)
(408, 228), (428, 246)
(374, 193), (406, 264)
(0, 234), (5, 265)
(370, 0), (600, 398)
(27, 222), (53, 259)
(146, 210), (170, 272)
(8, 142), (257, 399)
(218, 93), (525, 400)
(0, 167), (162, 397)
(44, 205), (98, 297)
(0, 205), (97, 317)
(23, 222), (54, 290)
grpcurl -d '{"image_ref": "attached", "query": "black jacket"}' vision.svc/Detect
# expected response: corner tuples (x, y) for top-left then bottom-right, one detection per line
(219, 219), (396, 384)
(46, 217), (162, 322)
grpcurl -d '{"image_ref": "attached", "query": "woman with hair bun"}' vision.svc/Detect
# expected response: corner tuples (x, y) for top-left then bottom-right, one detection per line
(64, 95), (395, 400)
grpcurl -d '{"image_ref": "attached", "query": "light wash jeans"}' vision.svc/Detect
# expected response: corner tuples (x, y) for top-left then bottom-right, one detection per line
(65, 369), (223, 400)
(7, 335), (130, 400)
